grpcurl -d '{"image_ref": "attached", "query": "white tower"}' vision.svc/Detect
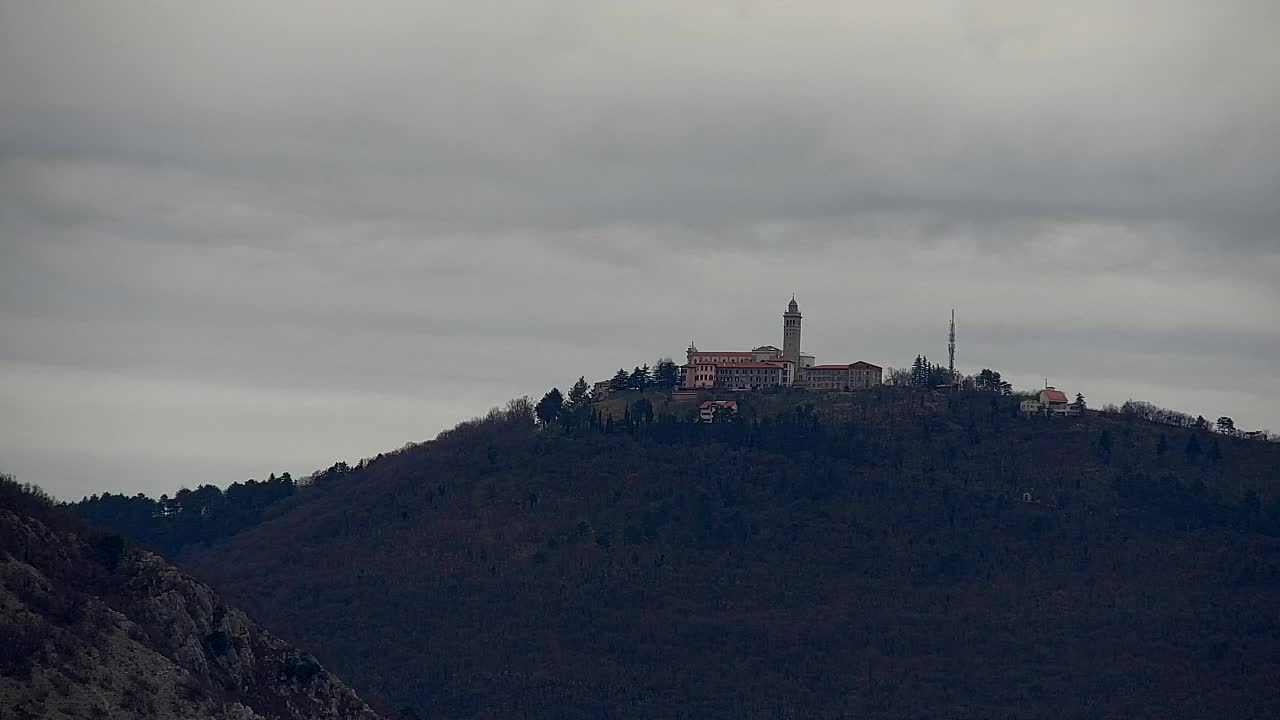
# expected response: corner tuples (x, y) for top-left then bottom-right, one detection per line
(782, 296), (802, 368)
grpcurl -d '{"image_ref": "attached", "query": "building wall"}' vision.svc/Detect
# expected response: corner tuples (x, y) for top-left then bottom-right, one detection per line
(714, 365), (783, 388)
(801, 363), (883, 390)
(683, 362), (718, 389)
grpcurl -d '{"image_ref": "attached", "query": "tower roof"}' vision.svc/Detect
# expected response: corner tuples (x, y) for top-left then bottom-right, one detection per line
(787, 295), (799, 313)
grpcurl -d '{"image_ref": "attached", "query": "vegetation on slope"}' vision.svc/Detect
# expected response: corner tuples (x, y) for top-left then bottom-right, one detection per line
(74, 473), (297, 556)
(0, 476), (384, 720)
(166, 388), (1280, 719)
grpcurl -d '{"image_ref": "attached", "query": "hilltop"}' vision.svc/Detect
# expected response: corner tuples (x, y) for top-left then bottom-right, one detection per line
(0, 478), (384, 720)
(146, 387), (1280, 719)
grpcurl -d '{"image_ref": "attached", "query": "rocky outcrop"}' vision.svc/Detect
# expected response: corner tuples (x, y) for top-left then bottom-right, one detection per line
(0, 508), (383, 720)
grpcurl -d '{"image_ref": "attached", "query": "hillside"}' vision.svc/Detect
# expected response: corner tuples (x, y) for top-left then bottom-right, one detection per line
(165, 391), (1280, 716)
(0, 479), (384, 720)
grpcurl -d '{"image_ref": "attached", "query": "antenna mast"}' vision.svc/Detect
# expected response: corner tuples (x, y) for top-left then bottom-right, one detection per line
(948, 309), (956, 384)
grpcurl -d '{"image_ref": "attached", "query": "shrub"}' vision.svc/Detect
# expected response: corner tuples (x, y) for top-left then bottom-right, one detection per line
(283, 654), (323, 684)
(203, 630), (230, 657)
(94, 534), (126, 571)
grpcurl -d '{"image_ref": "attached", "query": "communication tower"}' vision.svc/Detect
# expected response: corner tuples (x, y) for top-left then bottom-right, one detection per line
(948, 309), (956, 384)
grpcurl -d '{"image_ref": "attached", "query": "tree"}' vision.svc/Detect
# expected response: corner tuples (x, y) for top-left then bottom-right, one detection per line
(535, 388), (564, 428)
(975, 369), (1005, 393)
(1097, 430), (1113, 464)
(1185, 433), (1202, 460)
(712, 404), (738, 424)
(632, 398), (655, 426)
(610, 369), (631, 392)
(911, 356), (927, 388)
(1216, 417), (1236, 437)
(1073, 393), (1087, 412)
(506, 396), (535, 425)
(566, 377), (591, 410)
(884, 367), (913, 386)
(653, 358), (681, 387)
(1208, 440), (1223, 464)
(629, 365), (651, 391)
(1156, 434), (1168, 456)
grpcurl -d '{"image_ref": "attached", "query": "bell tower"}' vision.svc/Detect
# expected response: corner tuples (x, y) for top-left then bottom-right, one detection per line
(782, 296), (802, 368)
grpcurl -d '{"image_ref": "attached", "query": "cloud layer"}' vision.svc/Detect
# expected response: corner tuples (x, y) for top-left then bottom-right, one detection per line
(2, 1), (1278, 498)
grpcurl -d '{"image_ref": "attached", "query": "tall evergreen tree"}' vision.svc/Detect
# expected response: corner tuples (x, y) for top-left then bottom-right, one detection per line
(535, 388), (564, 427)
(653, 358), (680, 387)
(628, 365), (651, 391)
(610, 368), (631, 392)
(911, 355), (926, 388)
(566, 377), (591, 411)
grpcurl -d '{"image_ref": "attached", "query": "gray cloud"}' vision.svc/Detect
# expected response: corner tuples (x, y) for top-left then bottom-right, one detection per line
(2, 1), (1278, 498)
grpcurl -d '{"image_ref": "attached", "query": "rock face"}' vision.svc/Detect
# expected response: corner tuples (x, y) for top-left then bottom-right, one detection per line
(0, 507), (383, 720)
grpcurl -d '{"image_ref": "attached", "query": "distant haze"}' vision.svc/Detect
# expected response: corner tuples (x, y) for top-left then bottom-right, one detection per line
(2, 2), (1278, 499)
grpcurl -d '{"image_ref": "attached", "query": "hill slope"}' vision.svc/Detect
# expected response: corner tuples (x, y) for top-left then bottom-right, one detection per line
(179, 390), (1280, 718)
(0, 482), (384, 720)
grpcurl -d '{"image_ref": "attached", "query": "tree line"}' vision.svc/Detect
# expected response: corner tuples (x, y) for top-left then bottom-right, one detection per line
(72, 473), (297, 555)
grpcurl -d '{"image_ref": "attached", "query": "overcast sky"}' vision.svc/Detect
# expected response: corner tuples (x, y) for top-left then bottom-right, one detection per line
(2, 2), (1278, 500)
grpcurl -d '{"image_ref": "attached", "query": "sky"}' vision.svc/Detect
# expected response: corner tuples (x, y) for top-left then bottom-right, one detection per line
(2, 2), (1278, 500)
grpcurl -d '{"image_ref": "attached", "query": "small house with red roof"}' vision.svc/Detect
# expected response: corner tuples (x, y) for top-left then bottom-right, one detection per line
(1021, 386), (1078, 416)
(699, 400), (739, 423)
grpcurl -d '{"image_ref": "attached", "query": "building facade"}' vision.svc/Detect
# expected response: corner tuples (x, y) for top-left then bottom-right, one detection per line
(801, 361), (884, 390)
(1020, 387), (1077, 416)
(679, 297), (881, 392)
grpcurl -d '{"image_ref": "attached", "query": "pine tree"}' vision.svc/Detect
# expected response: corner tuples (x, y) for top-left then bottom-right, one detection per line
(1216, 416), (1236, 437)
(911, 355), (926, 388)
(629, 366), (650, 391)
(566, 377), (591, 410)
(610, 368), (631, 392)
(534, 388), (564, 427)
(653, 358), (680, 386)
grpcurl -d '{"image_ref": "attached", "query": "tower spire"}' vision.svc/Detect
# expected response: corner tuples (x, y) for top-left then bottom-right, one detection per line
(782, 296), (802, 378)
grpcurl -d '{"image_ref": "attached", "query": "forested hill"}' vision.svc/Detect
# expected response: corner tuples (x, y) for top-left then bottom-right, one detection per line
(158, 388), (1280, 719)
(0, 478), (384, 720)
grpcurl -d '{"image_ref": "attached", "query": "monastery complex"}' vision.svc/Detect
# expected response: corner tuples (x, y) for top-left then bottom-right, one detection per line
(681, 297), (882, 392)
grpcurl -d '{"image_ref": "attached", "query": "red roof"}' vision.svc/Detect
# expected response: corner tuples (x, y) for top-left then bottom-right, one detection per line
(699, 400), (738, 409)
(1041, 389), (1069, 403)
(691, 351), (753, 358)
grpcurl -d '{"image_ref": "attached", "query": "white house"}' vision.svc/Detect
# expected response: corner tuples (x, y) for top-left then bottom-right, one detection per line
(1021, 387), (1078, 416)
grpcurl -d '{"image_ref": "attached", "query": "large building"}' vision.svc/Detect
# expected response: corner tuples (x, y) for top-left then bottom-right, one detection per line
(680, 298), (882, 391)
(802, 361), (884, 390)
